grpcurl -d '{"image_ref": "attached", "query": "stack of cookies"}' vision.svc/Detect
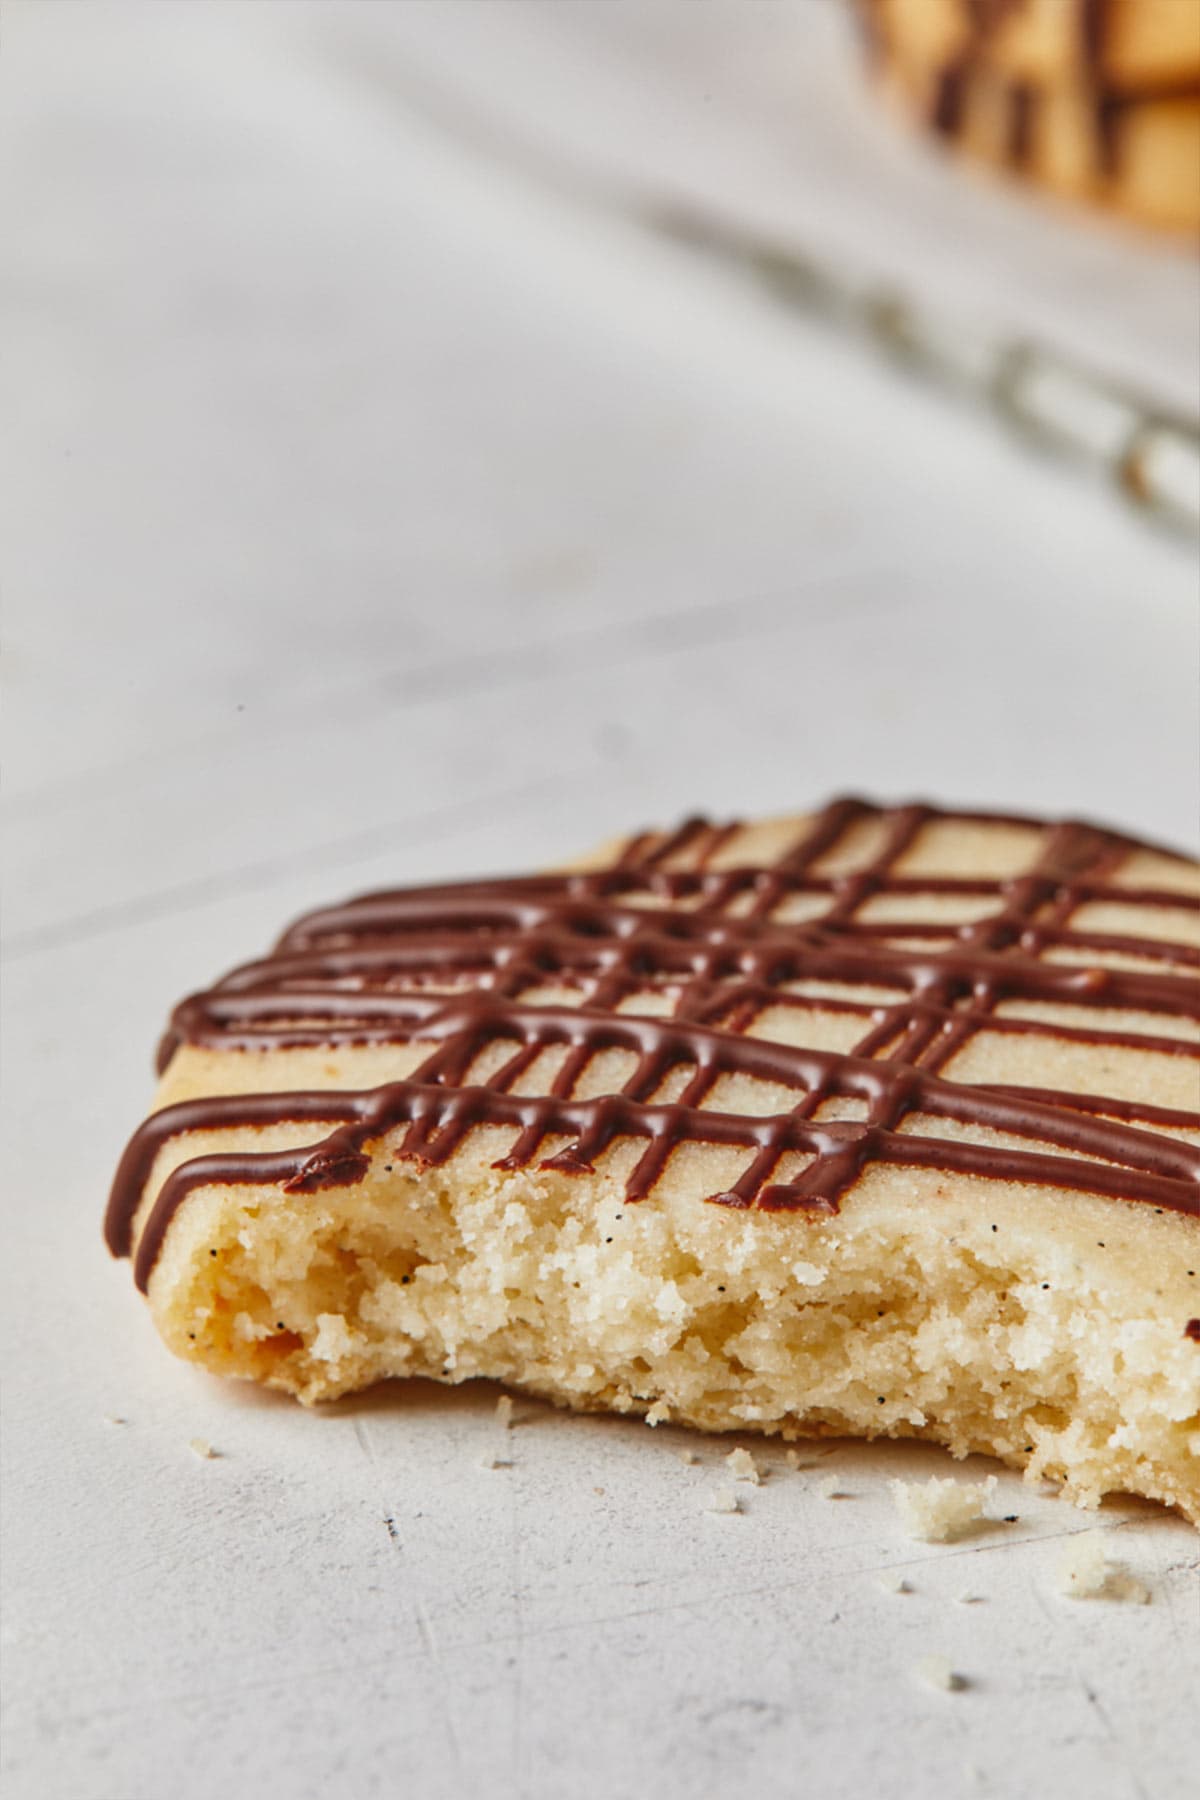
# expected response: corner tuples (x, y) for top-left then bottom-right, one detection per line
(854, 0), (1200, 231)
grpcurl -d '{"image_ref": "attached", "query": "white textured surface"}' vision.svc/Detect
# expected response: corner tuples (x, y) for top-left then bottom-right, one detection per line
(2, 5), (1198, 1799)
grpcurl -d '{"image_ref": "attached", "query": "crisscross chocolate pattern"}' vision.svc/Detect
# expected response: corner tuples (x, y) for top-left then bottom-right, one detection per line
(107, 798), (1200, 1292)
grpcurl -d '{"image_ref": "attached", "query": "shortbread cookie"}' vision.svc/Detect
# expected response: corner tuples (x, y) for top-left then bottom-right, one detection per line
(853, 0), (1200, 232)
(106, 798), (1200, 1520)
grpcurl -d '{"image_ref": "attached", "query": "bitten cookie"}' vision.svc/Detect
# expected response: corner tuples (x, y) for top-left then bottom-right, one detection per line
(107, 798), (1200, 1520)
(853, 0), (1200, 232)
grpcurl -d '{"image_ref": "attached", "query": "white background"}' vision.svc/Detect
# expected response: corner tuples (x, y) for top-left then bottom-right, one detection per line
(2, 5), (1198, 1798)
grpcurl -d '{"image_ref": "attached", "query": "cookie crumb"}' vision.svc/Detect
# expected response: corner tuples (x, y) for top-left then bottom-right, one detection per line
(955, 1592), (985, 1606)
(915, 1655), (965, 1692)
(708, 1485), (742, 1515)
(820, 1476), (853, 1500)
(890, 1475), (996, 1541)
(495, 1395), (515, 1429)
(724, 1447), (761, 1486)
(877, 1570), (912, 1595)
(188, 1438), (217, 1460)
(103, 1415), (127, 1427)
(1058, 1530), (1150, 1603)
(478, 1453), (513, 1471)
(676, 1449), (700, 1466)
(784, 1448), (815, 1471)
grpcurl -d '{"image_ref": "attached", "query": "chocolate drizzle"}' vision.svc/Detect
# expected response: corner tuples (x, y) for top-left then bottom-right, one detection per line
(926, 0), (1020, 146)
(105, 798), (1200, 1292)
(1082, 0), (1123, 176)
(1006, 80), (1036, 167)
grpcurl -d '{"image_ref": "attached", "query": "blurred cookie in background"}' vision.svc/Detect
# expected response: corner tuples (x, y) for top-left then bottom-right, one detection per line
(853, 0), (1200, 232)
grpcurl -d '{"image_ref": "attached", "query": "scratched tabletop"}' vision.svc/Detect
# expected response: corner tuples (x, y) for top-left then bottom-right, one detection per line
(1, 5), (1197, 1799)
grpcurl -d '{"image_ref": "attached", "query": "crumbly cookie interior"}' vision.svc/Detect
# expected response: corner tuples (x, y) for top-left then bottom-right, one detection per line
(153, 1144), (1199, 1520)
